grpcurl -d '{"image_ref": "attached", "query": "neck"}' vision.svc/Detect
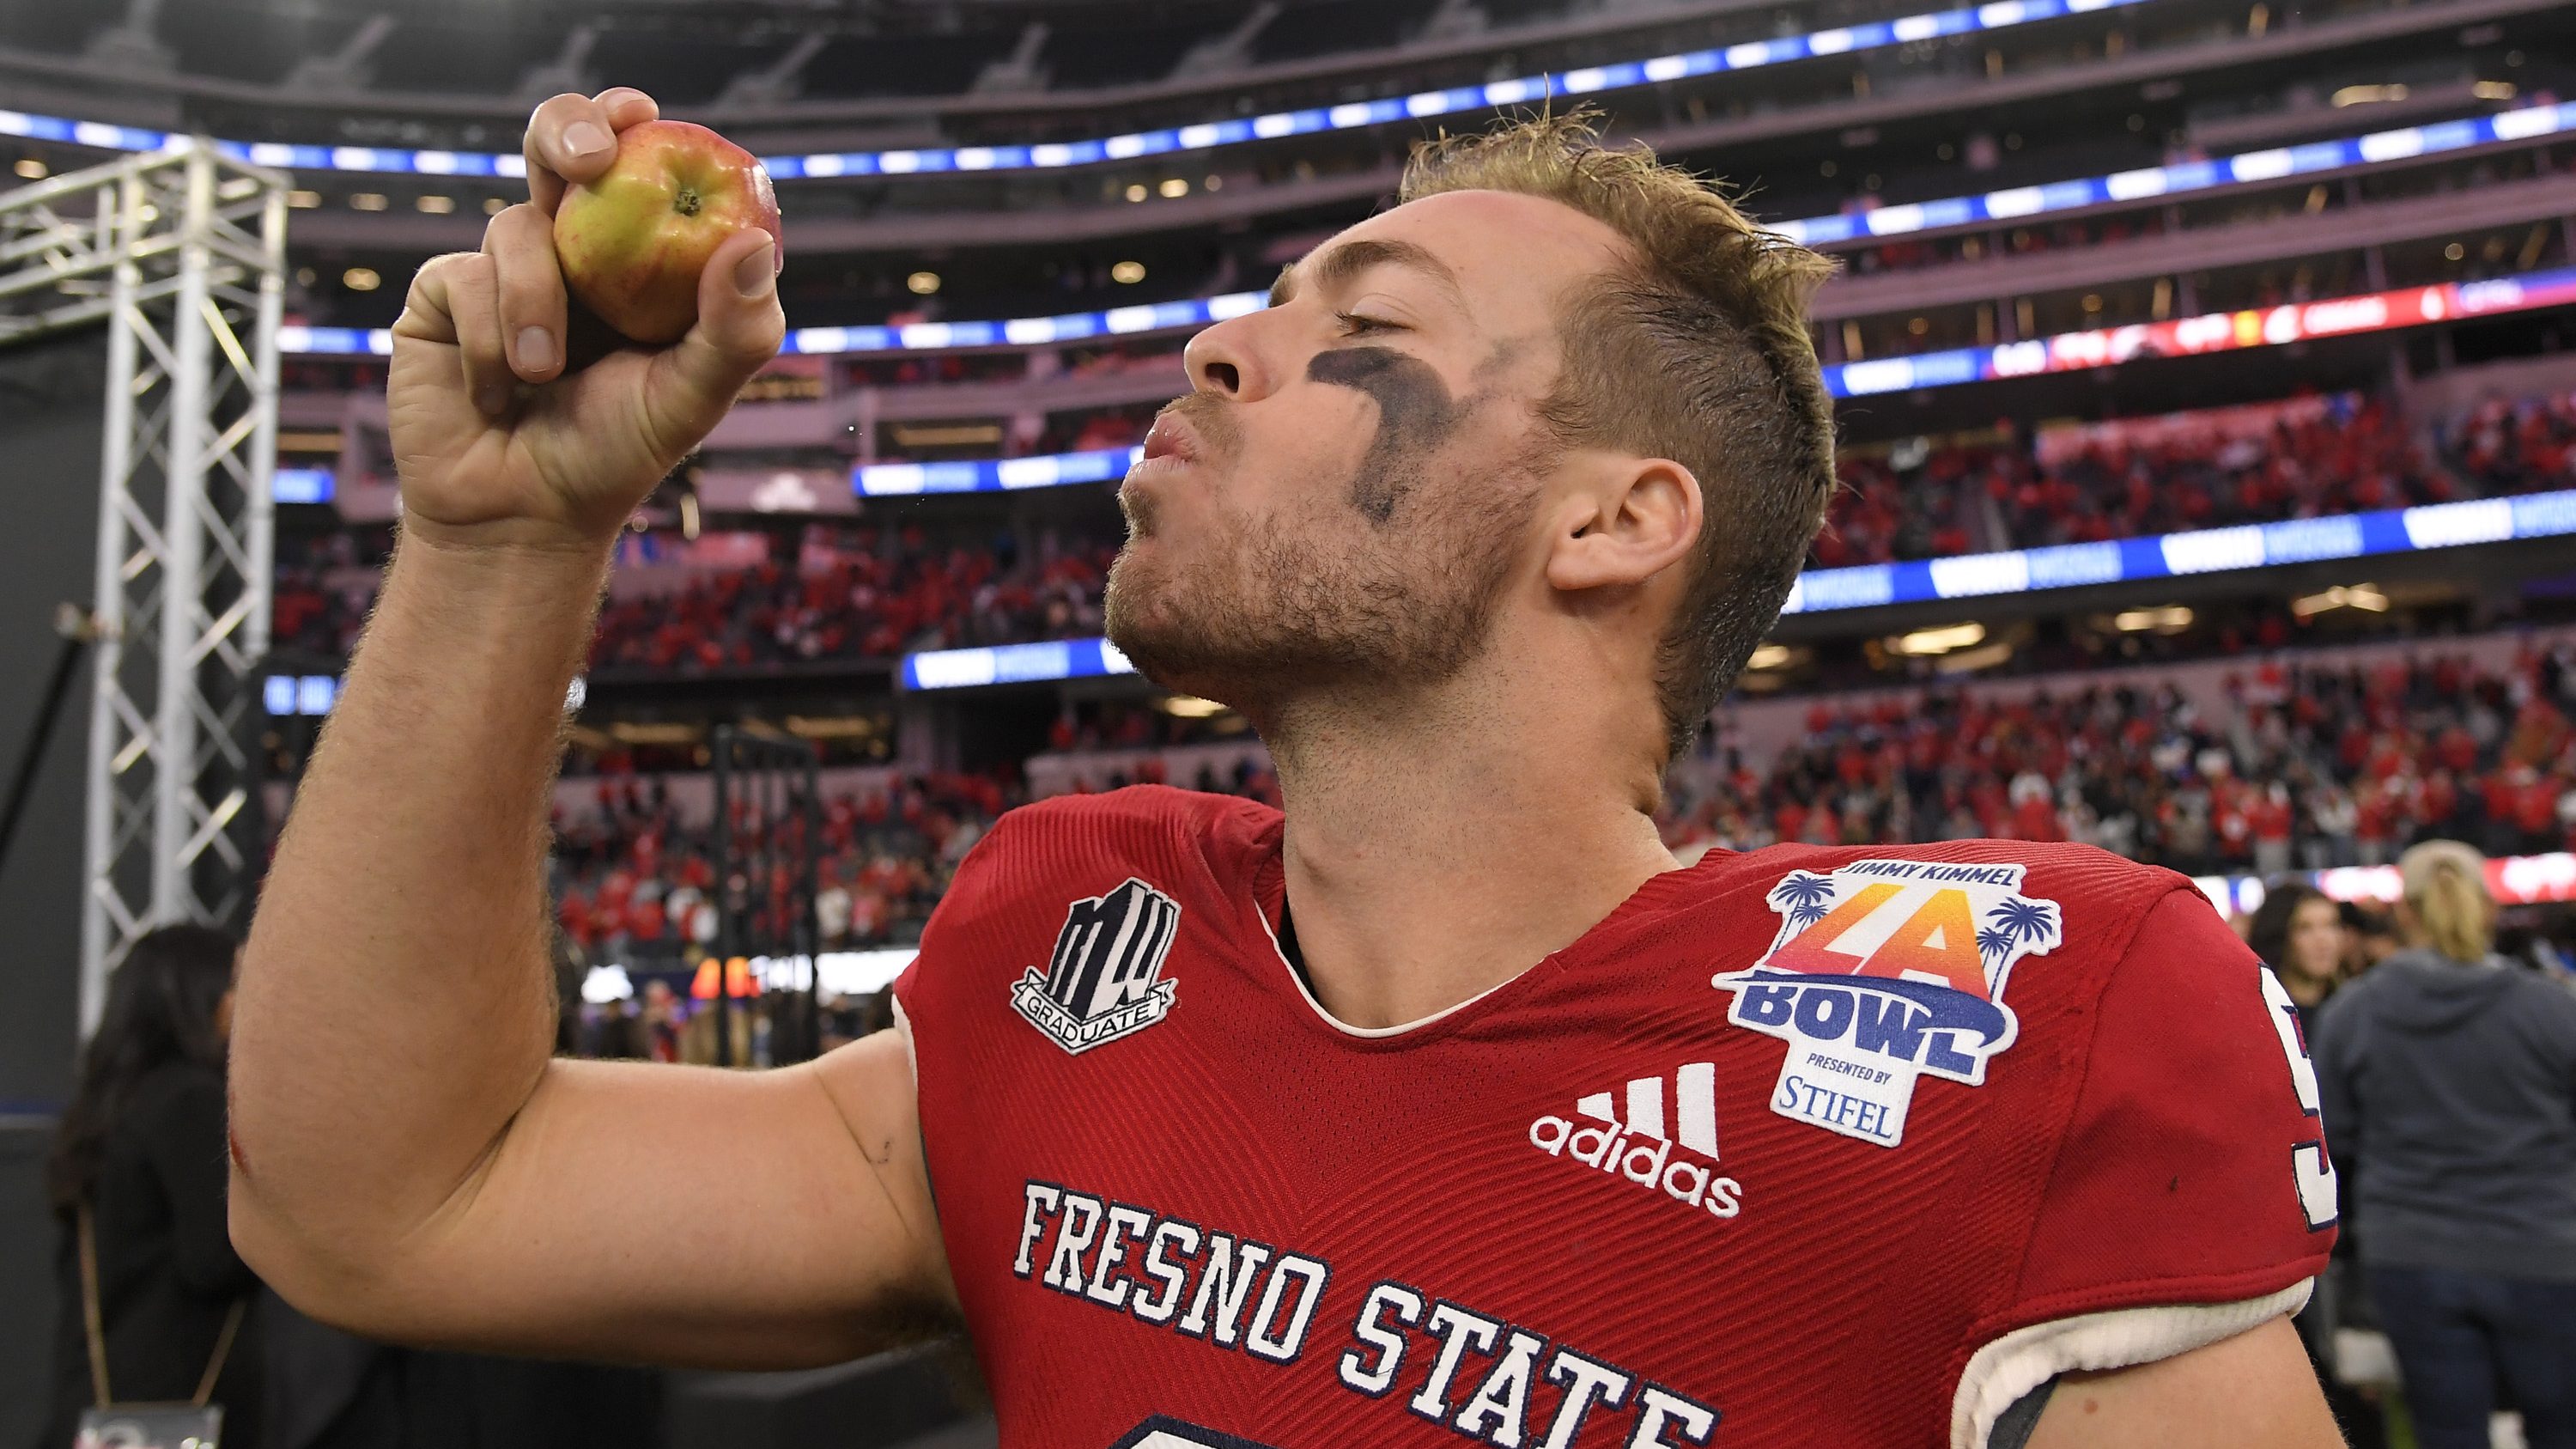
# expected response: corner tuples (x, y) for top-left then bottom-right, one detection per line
(2282, 971), (2332, 1007)
(1255, 667), (1677, 1031)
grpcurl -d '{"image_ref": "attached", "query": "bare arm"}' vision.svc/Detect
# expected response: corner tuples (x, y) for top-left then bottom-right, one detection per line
(2024, 1316), (2342, 1449)
(228, 87), (952, 1367)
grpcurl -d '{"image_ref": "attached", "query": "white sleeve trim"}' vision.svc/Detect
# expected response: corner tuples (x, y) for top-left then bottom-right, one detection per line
(891, 993), (920, 1094)
(1951, 1279), (2313, 1449)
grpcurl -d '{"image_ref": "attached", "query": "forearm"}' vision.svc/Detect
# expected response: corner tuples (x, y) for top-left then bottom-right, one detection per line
(232, 521), (609, 1273)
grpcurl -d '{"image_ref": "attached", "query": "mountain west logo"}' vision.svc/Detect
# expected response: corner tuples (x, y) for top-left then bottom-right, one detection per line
(1528, 1062), (1742, 1221)
(1712, 860), (2063, 1148)
(1011, 878), (1181, 1055)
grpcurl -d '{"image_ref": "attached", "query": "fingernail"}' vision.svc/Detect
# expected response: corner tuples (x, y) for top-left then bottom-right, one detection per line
(562, 122), (611, 159)
(516, 326), (555, 373)
(733, 240), (775, 299)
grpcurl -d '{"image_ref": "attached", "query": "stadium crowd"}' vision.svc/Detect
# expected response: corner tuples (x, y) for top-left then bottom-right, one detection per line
(543, 637), (2576, 961)
(272, 523), (1120, 667)
(549, 770), (1013, 958)
(1819, 388), (2576, 569)
(587, 527), (1116, 671)
(1668, 641), (2576, 878)
(273, 389), (2576, 671)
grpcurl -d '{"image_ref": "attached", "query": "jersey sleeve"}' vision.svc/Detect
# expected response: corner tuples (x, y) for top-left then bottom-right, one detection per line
(890, 801), (1037, 1030)
(2008, 888), (2338, 1315)
(1949, 888), (2338, 1446)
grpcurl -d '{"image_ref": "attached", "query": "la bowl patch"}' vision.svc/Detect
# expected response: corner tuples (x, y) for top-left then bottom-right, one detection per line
(1711, 859), (2063, 1148)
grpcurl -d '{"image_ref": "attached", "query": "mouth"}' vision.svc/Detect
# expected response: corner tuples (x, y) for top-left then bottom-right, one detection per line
(1141, 411), (1201, 466)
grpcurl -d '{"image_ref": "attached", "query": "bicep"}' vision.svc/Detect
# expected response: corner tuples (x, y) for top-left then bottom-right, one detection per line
(302, 1028), (951, 1369)
(2023, 1316), (2340, 1449)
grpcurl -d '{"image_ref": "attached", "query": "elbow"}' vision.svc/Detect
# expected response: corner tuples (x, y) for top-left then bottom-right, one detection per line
(228, 1180), (339, 1320)
(228, 1174), (424, 1341)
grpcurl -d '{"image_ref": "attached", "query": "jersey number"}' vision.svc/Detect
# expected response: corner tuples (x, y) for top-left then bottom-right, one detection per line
(2258, 969), (2339, 1231)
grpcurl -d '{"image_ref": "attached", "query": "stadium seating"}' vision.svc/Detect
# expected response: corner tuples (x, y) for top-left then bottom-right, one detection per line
(270, 387), (2576, 665)
(543, 627), (2576, 959)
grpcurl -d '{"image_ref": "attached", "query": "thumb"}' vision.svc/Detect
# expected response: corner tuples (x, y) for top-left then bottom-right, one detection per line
(639, 228), (784, 461)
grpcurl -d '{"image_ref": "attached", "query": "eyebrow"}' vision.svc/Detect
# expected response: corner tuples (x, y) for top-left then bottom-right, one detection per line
(1268, 237), (1467, 311)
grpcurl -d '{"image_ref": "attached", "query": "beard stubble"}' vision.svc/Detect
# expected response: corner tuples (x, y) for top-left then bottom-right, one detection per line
(1105, 393), (1544, 708)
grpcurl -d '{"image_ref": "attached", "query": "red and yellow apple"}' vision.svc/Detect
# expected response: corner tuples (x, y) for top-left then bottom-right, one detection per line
(553, 119), (783, 345)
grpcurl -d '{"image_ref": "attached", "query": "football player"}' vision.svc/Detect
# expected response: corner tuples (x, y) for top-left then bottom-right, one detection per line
(230, 87), (2343, 1448)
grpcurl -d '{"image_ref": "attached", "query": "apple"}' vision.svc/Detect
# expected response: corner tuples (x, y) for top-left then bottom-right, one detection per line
(553, 119), (783, 345)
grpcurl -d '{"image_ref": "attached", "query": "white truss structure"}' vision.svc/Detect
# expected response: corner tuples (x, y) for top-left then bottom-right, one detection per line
(1, 141), (289, 1034)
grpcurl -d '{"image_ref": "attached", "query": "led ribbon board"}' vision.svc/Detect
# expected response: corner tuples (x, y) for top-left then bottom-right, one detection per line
(826, 264), (2576, 499)
(270, 101), (2576, 361)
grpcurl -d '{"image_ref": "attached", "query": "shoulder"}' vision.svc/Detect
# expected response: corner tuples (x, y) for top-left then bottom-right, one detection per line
(1692, 837), (2191, 957)
(901, 787), (1276, 1002)
(2310, 966), (2383, 1044)
(952, 786), (1278, 903)
(2503, 965), (2576, 1026)
(981, 784), (1274, 848)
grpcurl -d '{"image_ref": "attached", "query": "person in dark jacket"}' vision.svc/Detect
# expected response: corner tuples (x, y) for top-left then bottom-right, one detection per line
(2250, 880), (2385, 1448)
(2314, 839), (2576, 1449)
(36, 924), (264, 1449)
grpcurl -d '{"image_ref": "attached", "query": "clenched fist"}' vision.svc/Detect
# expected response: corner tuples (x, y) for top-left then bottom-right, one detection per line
(387, 88), (785, 553)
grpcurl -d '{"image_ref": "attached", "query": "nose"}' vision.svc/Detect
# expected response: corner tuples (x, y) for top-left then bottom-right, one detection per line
(1182, 309), (1275, 403)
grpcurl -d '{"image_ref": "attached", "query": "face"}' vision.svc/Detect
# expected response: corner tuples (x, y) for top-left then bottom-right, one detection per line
(1104, 190), (1632, 709)
(2287, 897), (2346, 982)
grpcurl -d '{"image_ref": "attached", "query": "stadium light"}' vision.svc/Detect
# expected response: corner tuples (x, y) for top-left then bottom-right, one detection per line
(12, 157), (43, 179)
(1888, 622), (1985, 655)
(2111, 605), (2192, 631)
(907, 271), (940, 295)
(1111, 260), (1146, 284)
(2291, 583), (2390, 618)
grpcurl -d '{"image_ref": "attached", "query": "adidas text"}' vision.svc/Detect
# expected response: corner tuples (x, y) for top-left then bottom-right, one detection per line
(1527, 1118), (1742, 1220)
(1528, 1063), (1741, 1220)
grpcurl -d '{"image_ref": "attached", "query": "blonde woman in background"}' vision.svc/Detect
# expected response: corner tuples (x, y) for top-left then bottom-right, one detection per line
(2314, 840), (2576, 1449)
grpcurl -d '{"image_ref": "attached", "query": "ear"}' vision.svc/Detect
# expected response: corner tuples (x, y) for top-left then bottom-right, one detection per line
(1544, 453), (1704, 594)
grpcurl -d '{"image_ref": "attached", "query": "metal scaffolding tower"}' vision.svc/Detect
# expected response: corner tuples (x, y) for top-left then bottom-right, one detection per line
(0, 141), (289, 1035)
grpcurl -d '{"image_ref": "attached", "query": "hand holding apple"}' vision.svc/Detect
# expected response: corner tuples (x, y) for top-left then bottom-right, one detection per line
(554, 119), (783, 346)
(382, 88), (787, 555)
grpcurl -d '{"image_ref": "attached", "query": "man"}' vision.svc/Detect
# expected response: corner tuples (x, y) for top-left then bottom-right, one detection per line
(229, 88), (2343, 1448)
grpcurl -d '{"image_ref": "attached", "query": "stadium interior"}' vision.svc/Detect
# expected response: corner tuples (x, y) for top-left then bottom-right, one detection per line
(4, 0), (2576, 1441)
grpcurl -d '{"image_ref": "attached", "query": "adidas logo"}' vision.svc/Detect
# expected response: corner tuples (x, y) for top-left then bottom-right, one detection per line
(1528, 1063), (1743, 1221)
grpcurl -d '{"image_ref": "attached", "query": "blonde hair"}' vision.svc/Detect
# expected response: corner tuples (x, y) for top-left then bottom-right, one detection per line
(1400, 111), (1838, 761)
(2398, 838), (2494, 963)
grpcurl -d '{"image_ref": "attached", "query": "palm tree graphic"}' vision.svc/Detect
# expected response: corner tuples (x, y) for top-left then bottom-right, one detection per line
(1976, 926), (2014, 965)
(1770, 872), (1837, 932)
(1981, 897), (2061, 959)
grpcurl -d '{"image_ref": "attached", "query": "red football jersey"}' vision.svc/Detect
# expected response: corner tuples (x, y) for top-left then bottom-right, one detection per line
(895, 788), (2336, 1449)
